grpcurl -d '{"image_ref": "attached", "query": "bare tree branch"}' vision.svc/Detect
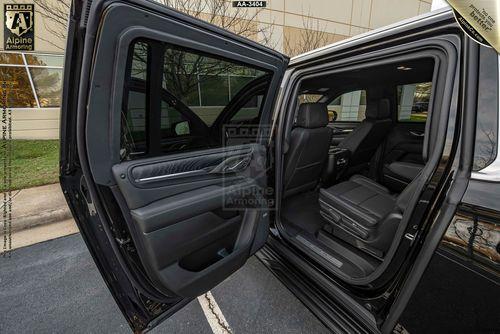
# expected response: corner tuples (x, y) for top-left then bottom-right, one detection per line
(31, 0), (277, 51)
(284, 13), (331, 57)
(31, 0), (70, 50)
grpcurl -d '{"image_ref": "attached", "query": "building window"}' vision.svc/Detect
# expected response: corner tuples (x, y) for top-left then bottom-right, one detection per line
(0, 51), (64, 109)
(0, 66), (37, 107)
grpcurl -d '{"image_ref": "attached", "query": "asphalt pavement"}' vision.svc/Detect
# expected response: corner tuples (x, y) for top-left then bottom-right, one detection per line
(0, 234), (328, 333)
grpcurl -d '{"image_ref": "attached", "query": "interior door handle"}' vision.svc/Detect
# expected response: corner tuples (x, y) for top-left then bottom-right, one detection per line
(409, 130), (424, 137)
(210, 155), (252, 174)
(224, 157), (250, 172)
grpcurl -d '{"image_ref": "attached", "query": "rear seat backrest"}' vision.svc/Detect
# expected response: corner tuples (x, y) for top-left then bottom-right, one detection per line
(338, 98), (393, 175)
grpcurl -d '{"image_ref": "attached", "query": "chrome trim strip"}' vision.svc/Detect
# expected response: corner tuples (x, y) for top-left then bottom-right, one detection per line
(471, 54), (500, 182)
(136, 169), (206, 182)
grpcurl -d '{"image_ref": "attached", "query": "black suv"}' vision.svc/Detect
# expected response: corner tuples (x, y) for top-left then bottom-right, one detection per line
(60, 1), (500, 333)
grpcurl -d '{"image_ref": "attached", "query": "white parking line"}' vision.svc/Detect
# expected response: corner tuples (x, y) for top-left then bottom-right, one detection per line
(197, 291), (233, 334)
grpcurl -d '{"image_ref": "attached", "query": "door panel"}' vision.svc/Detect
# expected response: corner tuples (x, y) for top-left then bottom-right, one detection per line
(111, 144), (267, 297)
(60, 0), (287, 331)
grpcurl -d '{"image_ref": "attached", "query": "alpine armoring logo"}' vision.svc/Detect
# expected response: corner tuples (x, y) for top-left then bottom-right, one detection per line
(4, 4), (34, 51)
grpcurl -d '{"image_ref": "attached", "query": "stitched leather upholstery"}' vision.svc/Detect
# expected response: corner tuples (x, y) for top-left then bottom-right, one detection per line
(320, 175), (395, 229)
(319, 172), (422, 256)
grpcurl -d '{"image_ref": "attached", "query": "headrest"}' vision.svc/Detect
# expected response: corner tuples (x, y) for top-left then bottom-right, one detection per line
(365, 98), (391, 120)
(296, 103), (329, 128)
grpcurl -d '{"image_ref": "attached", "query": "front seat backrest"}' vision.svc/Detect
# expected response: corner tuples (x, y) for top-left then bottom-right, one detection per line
(284, 103), (332, 198)
(338, 98), (393, 175)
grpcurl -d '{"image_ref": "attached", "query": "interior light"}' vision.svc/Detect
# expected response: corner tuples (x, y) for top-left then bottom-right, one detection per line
(397, 65), (412, 71)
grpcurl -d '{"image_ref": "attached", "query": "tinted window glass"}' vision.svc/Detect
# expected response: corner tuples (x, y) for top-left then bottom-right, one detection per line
(121, 40), (271, 159)
(473, 47), (498, 171)
(328, 90), (367, 122)
(397, 82), (432, 122)
(130, 42), (148, 81)
(230, 94), (264, 123)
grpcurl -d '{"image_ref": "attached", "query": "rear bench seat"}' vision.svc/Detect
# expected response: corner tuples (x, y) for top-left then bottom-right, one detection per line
(319, 174), (416, 258)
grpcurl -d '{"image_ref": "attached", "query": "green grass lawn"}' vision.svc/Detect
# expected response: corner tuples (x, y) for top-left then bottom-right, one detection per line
(0, 140), (59, 192)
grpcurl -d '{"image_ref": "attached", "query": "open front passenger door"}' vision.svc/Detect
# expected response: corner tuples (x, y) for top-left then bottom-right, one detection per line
(60, 0), (288, 331)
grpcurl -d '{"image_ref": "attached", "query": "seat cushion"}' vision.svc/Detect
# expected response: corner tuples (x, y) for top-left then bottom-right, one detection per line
(319, 175), (396, 237)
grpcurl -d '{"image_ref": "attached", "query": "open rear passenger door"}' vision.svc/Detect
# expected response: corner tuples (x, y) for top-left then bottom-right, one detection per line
(60, 0), (287, 331)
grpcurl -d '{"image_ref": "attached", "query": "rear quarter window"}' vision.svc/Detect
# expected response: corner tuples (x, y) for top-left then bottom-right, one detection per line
(473, 46), (498, 171)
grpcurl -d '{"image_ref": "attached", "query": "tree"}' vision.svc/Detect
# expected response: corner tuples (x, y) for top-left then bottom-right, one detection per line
(158, 0), (274, 46)
(283, 14), (332, 57)
(31, 0), (275, 50)
(32, 0), (70, 50)
(31, 0), (332, 56)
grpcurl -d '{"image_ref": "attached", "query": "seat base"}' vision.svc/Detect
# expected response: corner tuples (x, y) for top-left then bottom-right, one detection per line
(319, 175), (397, 256)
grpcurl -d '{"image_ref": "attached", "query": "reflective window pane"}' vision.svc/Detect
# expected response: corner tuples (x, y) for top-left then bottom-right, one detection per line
(397, 82), (432, 122)
(473, 46), (498, 171)
(329, 90), (367, 122)
(0, 66), (37, 107)
(130, 42), (148, 80)
(0, 52), (23, 65)
(25, 54), (64, 67)
(29, 68), (63, 107)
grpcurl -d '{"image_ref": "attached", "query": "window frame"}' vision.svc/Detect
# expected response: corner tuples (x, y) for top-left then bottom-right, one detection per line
(121, 38), (274, 159)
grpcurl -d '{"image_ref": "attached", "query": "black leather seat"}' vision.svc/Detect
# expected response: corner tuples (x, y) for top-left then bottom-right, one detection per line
(338, 98), (392, 175)
(319, 174), (419, 258)
(284, 103), (332, 198)
(383, 161), (424, 192)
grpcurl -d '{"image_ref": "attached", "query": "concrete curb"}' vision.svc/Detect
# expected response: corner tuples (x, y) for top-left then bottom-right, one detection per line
(11, 207), (73, 233)
(3, 183), (73, 233)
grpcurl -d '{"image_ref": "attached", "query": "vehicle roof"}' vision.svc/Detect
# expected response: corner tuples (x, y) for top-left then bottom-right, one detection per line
(290, 7), (455, 66)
